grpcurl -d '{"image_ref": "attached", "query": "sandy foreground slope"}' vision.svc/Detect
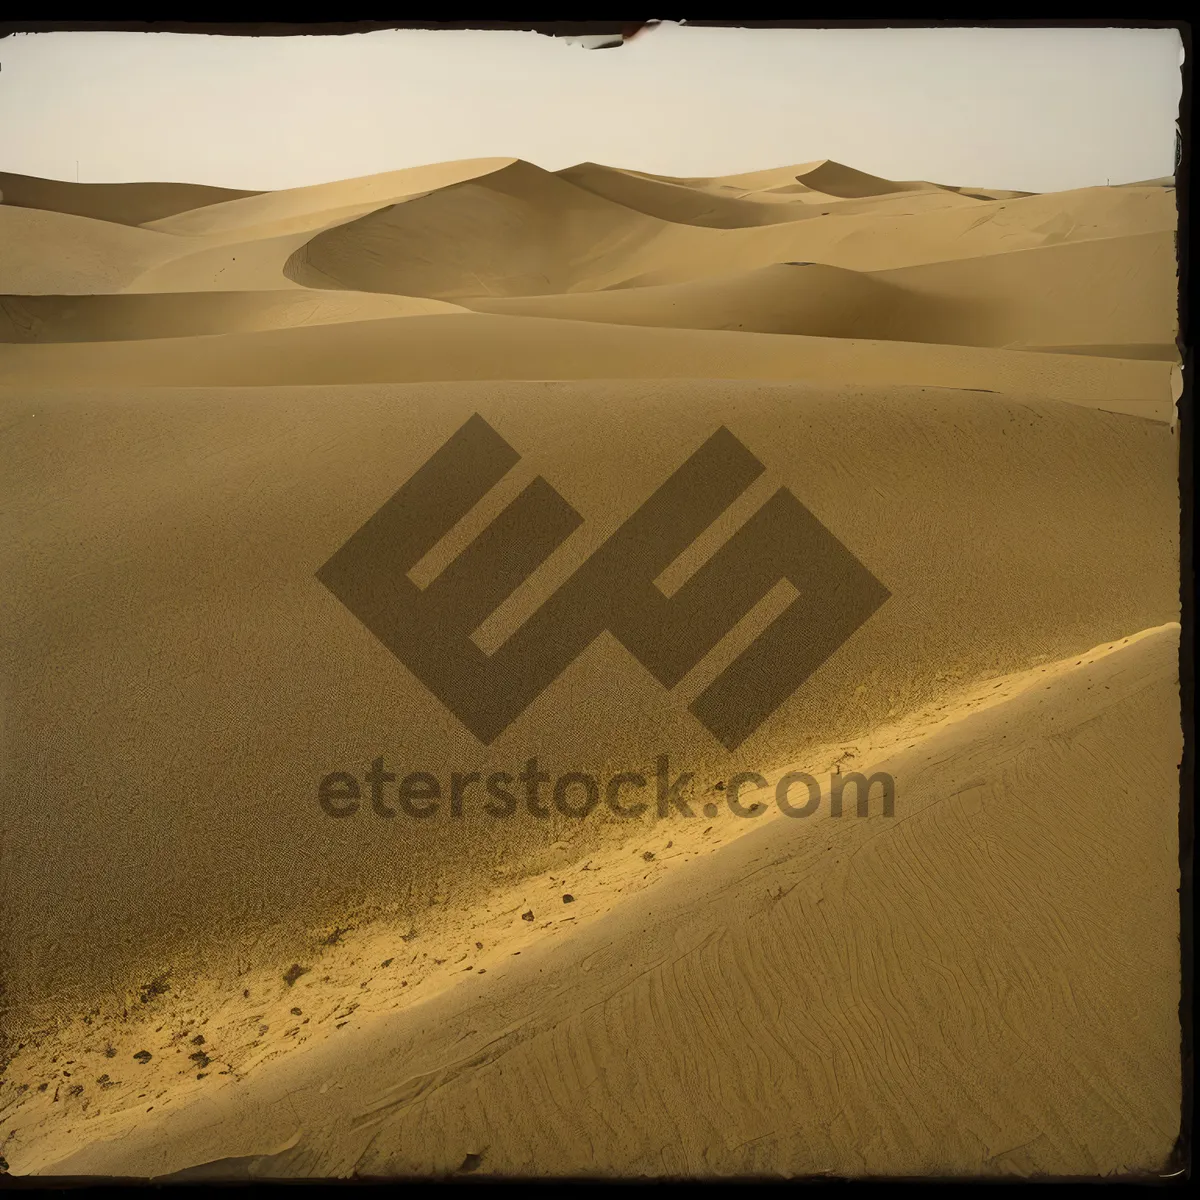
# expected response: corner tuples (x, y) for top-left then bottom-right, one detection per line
(3, 624), (1183, 1178)
(0, 157), (1184, 1178)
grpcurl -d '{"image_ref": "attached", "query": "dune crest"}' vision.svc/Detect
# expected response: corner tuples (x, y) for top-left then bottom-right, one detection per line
(555, 161), (821, 227)
(143, 157), (517, 239)
(791, 158), (943, 197)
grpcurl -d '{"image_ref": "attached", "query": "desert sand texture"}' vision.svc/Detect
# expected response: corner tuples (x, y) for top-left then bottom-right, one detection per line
(0, 157), (1183, 1179)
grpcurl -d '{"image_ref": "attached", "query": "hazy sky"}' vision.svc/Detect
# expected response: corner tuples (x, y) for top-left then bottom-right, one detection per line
(0, 25), (1183, 193)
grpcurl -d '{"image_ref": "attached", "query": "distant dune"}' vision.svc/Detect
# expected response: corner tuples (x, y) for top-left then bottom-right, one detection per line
(554, 161), (821, 226)
(791, 158), (943, 197)
(0, 154), (1181, 1180)
(0, 170), (261, 226)
(283, 165), (1175, 298)
(459, 233), (1177, 356)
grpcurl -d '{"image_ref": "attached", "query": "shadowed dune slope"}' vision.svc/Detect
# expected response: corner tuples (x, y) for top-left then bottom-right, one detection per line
(107, 161), (519, 295)
(284, 159), (670, 297)
(0, 162), (522, 297)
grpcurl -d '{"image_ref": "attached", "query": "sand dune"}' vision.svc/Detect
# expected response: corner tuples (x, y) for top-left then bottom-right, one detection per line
(458, 231), (1177, 356)
(0, 314), (1175, 422)
(0, 170), (260, 226)
(0, 291), (467, 343)
(559, 162), (987, 225)
(142, 157), (516, 239)
(121, 226), (342, 294)
(118, 164), (518, 295)
(12, 222), (1170, 361)
(284, 158), (670, 296)
(623, 159), (1007, 213)
(7, 158), (1161, 305)
(284, 164), (1173, 299)
(589, 162), (821, 194)
(461, 261), (911, 332)
(0, 160), (519, 296)
(761, 188), (989, 219)
(0, 205), (180, 293)
(791, 158), (944, 197)
(629, 160), (937, 200)
(874, 230), (1178, 354)
(596, 183), (1175, 285)
(555, 162), (819, 227)
(0, 153), (1182, 1179)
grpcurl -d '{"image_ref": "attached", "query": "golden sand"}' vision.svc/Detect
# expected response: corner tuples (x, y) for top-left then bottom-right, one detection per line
(0, 157), (1181, 1178)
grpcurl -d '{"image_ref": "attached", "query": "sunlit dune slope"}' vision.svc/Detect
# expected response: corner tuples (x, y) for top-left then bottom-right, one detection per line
(0, 205), (180, 293)
(142, 157), (516, 239)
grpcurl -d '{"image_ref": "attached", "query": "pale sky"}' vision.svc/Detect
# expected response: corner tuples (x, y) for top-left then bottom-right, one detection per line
(0, 25), (1184, 193)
